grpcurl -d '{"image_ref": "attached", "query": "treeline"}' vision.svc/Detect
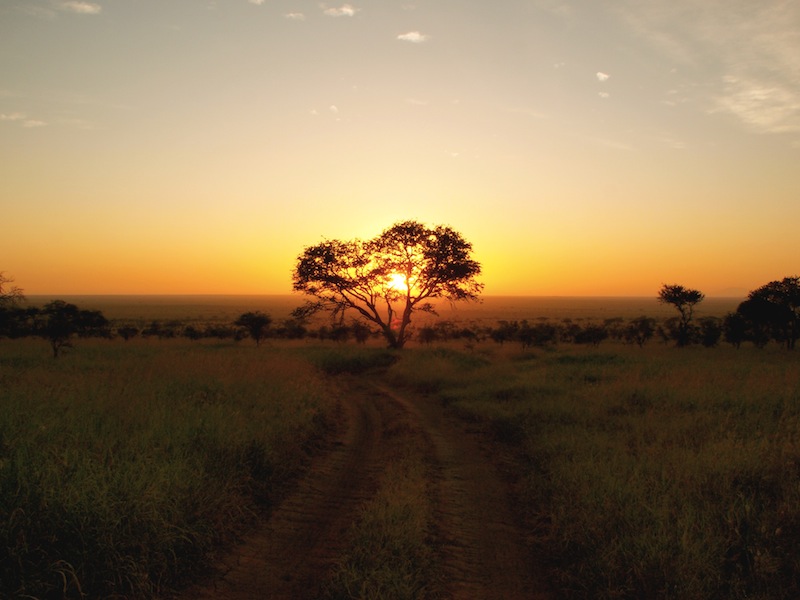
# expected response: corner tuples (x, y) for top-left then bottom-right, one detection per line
(2, 275), (798, 353)
(0, 304), (795, 355)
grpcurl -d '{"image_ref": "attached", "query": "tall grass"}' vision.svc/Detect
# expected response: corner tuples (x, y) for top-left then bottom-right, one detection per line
(324, 445), (437, 600)
(0, 339), (337, 599)
(387, 343), (800, 599)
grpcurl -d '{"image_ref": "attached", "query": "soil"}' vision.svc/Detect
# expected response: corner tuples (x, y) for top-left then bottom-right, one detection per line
(174, 376), (551, 600)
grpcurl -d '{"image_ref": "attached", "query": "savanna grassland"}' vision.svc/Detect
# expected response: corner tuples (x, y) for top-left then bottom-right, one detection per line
(2, 296), (799, 599)
(385, 342), (800, 599)
(0, 338), (339, 599)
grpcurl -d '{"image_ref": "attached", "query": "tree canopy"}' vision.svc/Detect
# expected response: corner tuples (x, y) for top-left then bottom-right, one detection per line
(234, 311), (272, 346)
(0, 272), (24, 307)
(657, 283), (705, 346)
(739, 276), (800, 349)
(292, 221), (483, 348)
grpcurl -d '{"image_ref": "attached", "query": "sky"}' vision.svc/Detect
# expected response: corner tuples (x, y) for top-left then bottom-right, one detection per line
(1, 0), (799, 297)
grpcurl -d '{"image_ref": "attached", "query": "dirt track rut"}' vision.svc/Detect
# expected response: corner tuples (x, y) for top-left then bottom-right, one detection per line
(178, 377), (550, 599)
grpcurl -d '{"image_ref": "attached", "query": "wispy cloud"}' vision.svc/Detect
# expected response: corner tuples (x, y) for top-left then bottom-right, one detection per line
(713, 75), (800, 134)
(248, 0), (265, 5)
(323, 4), (357, 17)
(596, 72), (610, 82)
(1, 113), (46, 127)
(285, 12), (306, 20)
(59, 1), (102, 14)
(615, 1), (800, 134)
(397, 31), (429, 43)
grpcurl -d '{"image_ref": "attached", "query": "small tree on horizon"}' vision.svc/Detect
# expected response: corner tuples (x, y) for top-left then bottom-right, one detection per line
(292, 221), (483, 349)
(234, 311), (273, 346)
(657, 284), (705, 346)
(739, 276), (800, 349)
(0, 272), (24, 307)
(36, 300), (109, 358)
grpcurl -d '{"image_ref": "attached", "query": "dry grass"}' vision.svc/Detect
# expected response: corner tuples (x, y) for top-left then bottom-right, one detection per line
(387, 342), (800, 599)
(0, 338), (337, 599)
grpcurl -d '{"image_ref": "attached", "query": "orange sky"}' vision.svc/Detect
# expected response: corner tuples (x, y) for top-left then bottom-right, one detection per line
(2, 1), (799, 297)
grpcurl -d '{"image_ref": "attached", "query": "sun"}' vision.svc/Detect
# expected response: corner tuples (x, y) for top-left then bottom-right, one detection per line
(386, 272), (409, 293)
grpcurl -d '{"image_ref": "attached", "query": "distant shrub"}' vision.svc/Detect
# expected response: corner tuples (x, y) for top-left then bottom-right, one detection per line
(308, 347), (398, 375)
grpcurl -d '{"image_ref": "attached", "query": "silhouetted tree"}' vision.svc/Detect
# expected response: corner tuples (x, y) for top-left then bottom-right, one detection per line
(0, 272), (24, 307)
(517, 320), (558, 349)
(116, 325), (140, 341)
(142, 320), (178, 339)
(722, 312), (747, 349)
(0, 306), (36, 338)
(330, 324), (351, 343)
(657, 284), (705, 346)
(623, 316), (656, 347)
(574, 323), (609, 346)
(275, 318), (307, 340)
(698, 317), (722, 348)
(183, 325), (203, 341)
(742, 277), (800, 349)
(490, 320), (519, 345)
(350, 321), (371, 344)
(560, 319), (581, 344)
(234, 311), (272, 346)
(417, 326), (438, 345)
(292, 221), (482, 349)
(36, 300), (109, 358)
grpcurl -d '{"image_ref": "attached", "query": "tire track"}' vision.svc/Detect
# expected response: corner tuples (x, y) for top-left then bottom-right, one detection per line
(177, 387), (390, 600)
(370, 382), (551, 600)
(174, 377), (550, 600)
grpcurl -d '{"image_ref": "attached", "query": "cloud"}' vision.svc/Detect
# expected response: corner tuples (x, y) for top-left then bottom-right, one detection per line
(285, 12), (306, 20)
(323, 4), (357, 17)
(397, 31), (429, 43)
(713, 75), (800, 134)
(1, 113), (26, 122)
(1, 113), (46, 127)
(596, 72), (610, 82)
(598, 92), (610, 99)
(615, 1), (800, 134)
(329, 105), (339, 114)
(249, 0), (265, 4)
(59, 1), (102, 14)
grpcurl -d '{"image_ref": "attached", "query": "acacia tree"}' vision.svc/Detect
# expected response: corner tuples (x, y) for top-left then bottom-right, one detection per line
(292, 221), (483, 349)
(742, 276), (800, 349)
(234, 311), (272, 346)
(657, 283), (705, 346)
(36, 300), (109, 358)
(0, 272), (24, 307)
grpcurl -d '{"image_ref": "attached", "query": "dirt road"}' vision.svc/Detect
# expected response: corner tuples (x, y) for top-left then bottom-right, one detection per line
(178, 377), (550, 599)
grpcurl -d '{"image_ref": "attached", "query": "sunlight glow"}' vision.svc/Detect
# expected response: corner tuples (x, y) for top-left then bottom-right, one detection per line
(386, 272), (409, 293)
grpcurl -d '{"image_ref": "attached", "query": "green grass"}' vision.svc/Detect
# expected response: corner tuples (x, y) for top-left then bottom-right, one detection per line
(387, 343), (800, 600)
(0, 338), (338, 599)
(324, 420), (437, 600)
(302, 345), (400, 375)
(5, 333), (800, 599)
